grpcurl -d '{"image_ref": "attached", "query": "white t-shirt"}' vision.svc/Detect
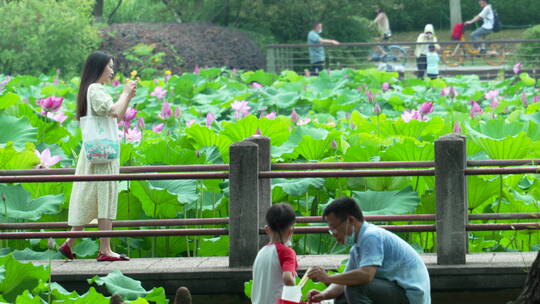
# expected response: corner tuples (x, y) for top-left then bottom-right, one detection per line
(478, 5), (494, 30)
(251, 243), (297, 304)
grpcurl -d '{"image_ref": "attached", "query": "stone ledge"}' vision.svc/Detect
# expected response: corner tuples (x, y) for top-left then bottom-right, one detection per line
(27, 252), (536, 295)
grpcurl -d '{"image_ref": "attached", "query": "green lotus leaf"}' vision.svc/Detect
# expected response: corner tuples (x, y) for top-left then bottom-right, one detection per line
(468, 176), (499, 210)
(198, 236), (229, 257)
(0, 115), (37, 148)
(0, 254), (49, 302)
(0, 92), (20, 110)
(185, 124), (232, 161)
(352, 186), (420, 215)
(241, 70), (276, 86)
(471, 132), (533, 159)
(221, 115), (290, 146)
(272, 178), (325, 197)
(11, 248), (63, 260)
(0, 184), (63, 221)
(0, 142), (39, 170)
(148, 180), (199, 205)
(72, 238), (99, 258)
(139, 140), (198, 165)
(15, 103), (70, 145)
(365, 176), (412, 192)
(130, 181), (183, 219)
(295, 136), (333, 161)
(381, 138), (434, 161)
(267, 91), (299, 109)
(14, 290), (43, 303)
(88, 269), (166, 302)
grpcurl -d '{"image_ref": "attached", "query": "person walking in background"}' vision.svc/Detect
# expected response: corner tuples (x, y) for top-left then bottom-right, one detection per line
(307, 22), (339, 76)
(306, 197), (431, 304)
(465, 0), (494, 53)
(415, 24), (440, 79)
(426, 44), (440, 80)
(251, 203), (298, 304)
(58, 51), (137, 262)
(373, 5), (392, 41)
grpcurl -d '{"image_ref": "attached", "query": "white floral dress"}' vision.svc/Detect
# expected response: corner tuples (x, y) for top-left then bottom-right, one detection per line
(68, 83), (119, 226)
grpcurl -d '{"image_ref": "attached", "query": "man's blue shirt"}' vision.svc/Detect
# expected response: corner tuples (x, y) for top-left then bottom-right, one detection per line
(307, 31), (324, 64)
(346, 222), (431, 304)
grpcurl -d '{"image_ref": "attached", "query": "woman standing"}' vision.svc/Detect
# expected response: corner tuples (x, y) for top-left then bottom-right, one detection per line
(415, 24), (440, 79)
(59, 51), (137, 261)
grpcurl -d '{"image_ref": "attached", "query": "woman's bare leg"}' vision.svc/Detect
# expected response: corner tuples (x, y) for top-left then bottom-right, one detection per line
(98, 218), (121, 257)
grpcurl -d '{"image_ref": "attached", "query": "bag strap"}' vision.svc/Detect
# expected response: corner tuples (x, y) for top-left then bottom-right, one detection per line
(86, 83), (99, 118)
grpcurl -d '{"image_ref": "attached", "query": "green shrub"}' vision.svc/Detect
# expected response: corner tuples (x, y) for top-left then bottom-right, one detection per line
(518, 25), (540, 67)
(0, 0), (101, 76)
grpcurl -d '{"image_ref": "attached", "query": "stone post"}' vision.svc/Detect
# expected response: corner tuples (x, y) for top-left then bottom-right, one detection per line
(435, 134), (468, 265)
(246, 135), (272, 248)
(229, 141), (259, 268)
(267, 47), (277, 74)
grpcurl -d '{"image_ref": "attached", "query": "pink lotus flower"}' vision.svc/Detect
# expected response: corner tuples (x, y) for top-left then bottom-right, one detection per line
(513, 63), (522, 75)
(138, 117), (145, 129)
(419, 102), (434, 115)
(262, 112), (276, 120)
(46, 111), (67, 124)
(175, 107), (181, 118)
(485, 90), (499, 100)
(382, 82), (390, 92)
(441, 87), (458, 98)
(297, 118), (311, 125)
(123, 107), (137, 122)
(151, 86), (167, 100)
(53, 78), (59, 85)
(112, 79), (120, 87)
(152, 123), (164, 133)
(186, 119), (196, 127)
(255, 128), (262, 135)
(34, 148), (62, 169)
(469, 100), (483, 118)
(160, 101), (172, 120)
(331, 139), (338, 150)
(521, 92), (528, 107)
(206, 112), (215, 128)
(534, 96), (540, 103)
(453, 122), (462, 133)
(365, 90), (375, 103)
(38, 96), (63, 112)
(401, 110), (425, 122)
(251, 82), (263, 89)
(231, 100), (251, 119)
(232, 68), (238, 74)
(193, 65), (201, 74)
(290, 109), (299, 123)
(374, 103), (381, 115)
(125, 127), (142, 142)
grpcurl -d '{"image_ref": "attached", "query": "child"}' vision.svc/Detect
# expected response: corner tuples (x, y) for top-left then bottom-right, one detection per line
(426, 44), (440, 80)
(251, 203), (298, 304)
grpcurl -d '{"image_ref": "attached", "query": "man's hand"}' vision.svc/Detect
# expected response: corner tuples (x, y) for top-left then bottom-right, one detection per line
(307, 266), (330, 284)
(331, 40), (340, 45)
(464, 20), (472, 25)
(307, 289), (326, 303)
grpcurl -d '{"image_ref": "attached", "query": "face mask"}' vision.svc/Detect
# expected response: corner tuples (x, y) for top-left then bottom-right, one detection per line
(344, 220), (356, 246)
(318, 29), (323, 34)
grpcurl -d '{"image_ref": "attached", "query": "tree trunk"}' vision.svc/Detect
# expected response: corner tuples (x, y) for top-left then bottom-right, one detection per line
(93, 0), (104, 22)
(449, 0), (462, 30)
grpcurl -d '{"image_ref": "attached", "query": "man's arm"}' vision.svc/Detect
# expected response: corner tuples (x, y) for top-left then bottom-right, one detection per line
(465, 15), (482, 25)
(308, 265), (377, 286)
(319, 38), (340, 45)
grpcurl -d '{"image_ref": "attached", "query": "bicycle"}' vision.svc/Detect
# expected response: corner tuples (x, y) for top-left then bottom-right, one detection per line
(441, 23), (506, 67)
(369, 35), (408, 66)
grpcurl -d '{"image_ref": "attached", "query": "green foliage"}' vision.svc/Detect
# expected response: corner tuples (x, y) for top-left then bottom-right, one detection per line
(88, 269), (166, 302)
(518, 25), (540, 67)
(124, 43), (182, 79)
(0, 0), (101, 76)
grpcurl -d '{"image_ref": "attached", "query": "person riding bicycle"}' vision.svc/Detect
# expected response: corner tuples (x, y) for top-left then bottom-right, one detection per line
(464, 0), (494, 54)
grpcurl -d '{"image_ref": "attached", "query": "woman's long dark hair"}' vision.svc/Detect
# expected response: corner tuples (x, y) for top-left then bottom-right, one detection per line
(76, 51), (113, 120)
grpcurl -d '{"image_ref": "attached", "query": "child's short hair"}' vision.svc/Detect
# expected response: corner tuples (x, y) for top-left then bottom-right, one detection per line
(428, 44), (436, 52)
(266, 203), (296, 232)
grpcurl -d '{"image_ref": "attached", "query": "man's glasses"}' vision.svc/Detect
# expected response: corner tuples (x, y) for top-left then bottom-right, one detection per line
(328, 220), (346, 236)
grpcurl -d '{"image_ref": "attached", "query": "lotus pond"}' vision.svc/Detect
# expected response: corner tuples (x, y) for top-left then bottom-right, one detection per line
(0, 67), (539, 264)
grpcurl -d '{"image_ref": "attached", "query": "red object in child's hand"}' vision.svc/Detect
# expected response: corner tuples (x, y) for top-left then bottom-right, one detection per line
(279, 300), (308, 304)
